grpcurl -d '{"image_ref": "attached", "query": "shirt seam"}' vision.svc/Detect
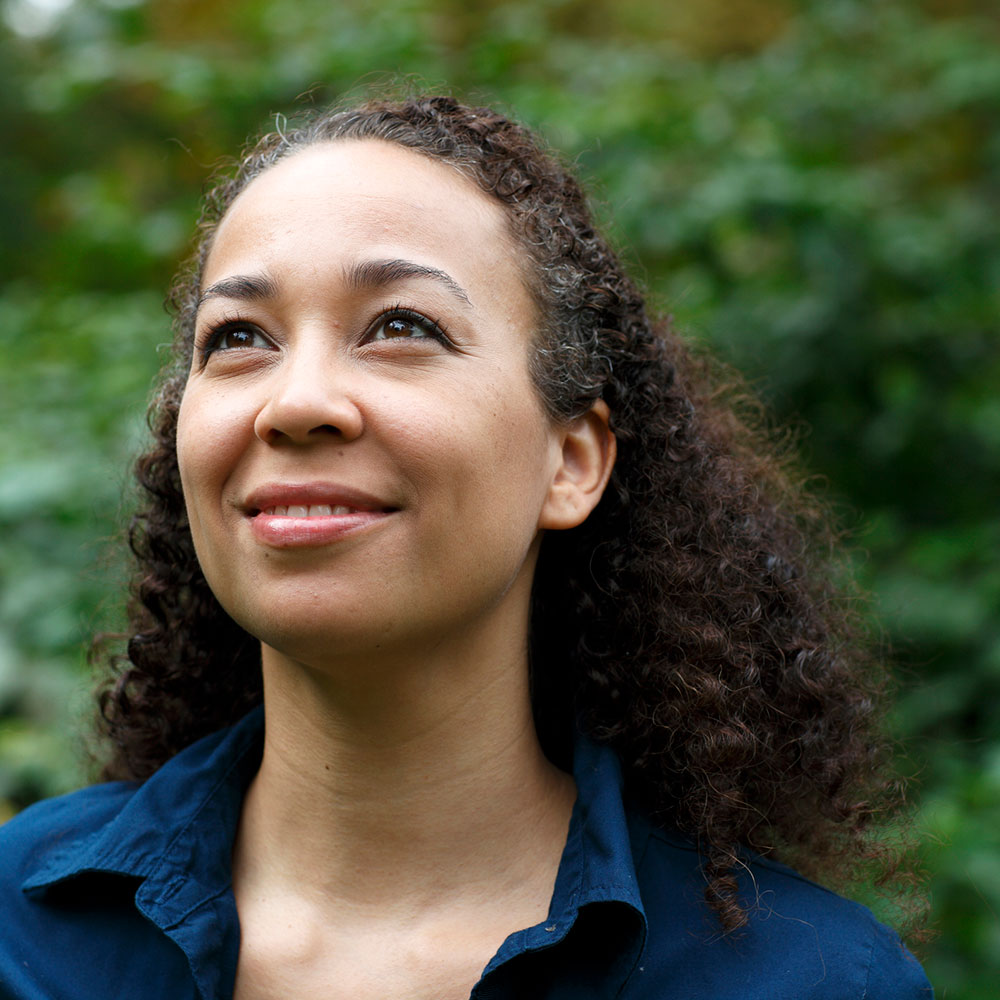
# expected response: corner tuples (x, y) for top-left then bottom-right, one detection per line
(860, 917), (878, 1000)
(156, 880), (235, 932)
(141, 742), (255, 905)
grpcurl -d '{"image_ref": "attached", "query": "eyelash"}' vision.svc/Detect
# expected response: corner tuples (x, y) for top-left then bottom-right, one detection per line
(197, 305), (453, 358)
(367, 304), (452, 346)
(198, 316), (267, 357)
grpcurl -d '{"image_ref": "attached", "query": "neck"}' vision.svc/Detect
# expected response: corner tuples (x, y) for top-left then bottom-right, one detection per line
(233, 630), (575, 916)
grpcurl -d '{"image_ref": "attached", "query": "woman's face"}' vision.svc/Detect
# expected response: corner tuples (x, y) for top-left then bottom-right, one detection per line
(177, 140), (576, 664)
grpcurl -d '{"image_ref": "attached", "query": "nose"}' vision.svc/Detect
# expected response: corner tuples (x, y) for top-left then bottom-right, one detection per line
(253, 348), (364, 445)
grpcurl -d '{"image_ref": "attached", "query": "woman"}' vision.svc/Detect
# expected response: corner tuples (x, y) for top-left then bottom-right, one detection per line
(0, 94), (931, 998)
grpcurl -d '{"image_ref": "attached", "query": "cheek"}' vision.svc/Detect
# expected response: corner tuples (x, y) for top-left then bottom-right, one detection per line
(175, 397), (214, 554)
(479, 379), (558, 486)
(175, 385), (248, 515)
(416, 383), (557, 526)
(176, 393), (211, 503)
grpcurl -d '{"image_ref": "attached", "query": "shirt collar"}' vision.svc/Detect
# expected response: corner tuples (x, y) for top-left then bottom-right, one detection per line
(22, 709), (648, 993)
(479, 733), (648, 986)
(22, 710), (264, 1000)
(22, 707), (264, 897)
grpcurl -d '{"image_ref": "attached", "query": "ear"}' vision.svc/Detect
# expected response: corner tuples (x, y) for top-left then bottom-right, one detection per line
(539, 400), (617, 531)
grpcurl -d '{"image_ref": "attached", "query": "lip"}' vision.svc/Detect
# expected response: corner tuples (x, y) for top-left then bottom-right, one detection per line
(241, 482), (398, 549)
(243, 482), (396, 515)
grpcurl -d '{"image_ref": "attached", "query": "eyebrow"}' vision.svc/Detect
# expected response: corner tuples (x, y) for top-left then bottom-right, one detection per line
(197, 273), (279, 309)
(195, 259), (472, 310)
(344, 258), (472, 306)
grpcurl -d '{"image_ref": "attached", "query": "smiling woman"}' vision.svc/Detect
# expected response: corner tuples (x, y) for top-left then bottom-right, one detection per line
(0, 95), (932, 999)
(176, 140), (591, 672)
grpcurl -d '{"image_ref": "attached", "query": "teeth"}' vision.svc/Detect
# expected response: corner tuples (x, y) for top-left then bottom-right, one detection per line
(263, 504), (358, 517)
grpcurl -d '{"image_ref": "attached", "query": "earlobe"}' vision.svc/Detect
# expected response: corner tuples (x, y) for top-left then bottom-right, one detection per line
(539, 400), (617, 531)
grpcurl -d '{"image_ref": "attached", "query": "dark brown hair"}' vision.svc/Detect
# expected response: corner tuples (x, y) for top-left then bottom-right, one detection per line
(98, 93), (915, 934)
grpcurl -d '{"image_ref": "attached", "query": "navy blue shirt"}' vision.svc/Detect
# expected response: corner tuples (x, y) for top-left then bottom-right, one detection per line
(1, 709), (932, 998)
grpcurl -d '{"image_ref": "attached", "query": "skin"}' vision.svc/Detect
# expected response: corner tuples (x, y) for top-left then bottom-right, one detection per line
(176, 139), (615, 999)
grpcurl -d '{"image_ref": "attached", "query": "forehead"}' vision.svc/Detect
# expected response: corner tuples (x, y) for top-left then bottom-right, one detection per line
(204, 140), (525, 300)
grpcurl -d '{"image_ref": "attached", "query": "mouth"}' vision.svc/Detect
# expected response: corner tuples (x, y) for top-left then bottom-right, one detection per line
(242, 483), (398, 547)
(259, 504), (380, 518)
(244, 482), (398, 518)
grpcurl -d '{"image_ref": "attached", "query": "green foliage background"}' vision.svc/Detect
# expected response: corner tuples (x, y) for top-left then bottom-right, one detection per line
(0, 0), (997, 993)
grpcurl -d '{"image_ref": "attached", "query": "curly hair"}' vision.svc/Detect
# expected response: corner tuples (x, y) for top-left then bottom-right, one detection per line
(97, 93), (913, 935)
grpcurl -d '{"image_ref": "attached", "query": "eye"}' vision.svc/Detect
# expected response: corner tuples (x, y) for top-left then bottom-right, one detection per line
(202, 321), (272, 354)
(367, 308), (451, 345)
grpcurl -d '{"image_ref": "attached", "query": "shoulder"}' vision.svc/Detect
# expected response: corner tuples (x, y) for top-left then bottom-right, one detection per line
(627, 822), (933, 1000)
